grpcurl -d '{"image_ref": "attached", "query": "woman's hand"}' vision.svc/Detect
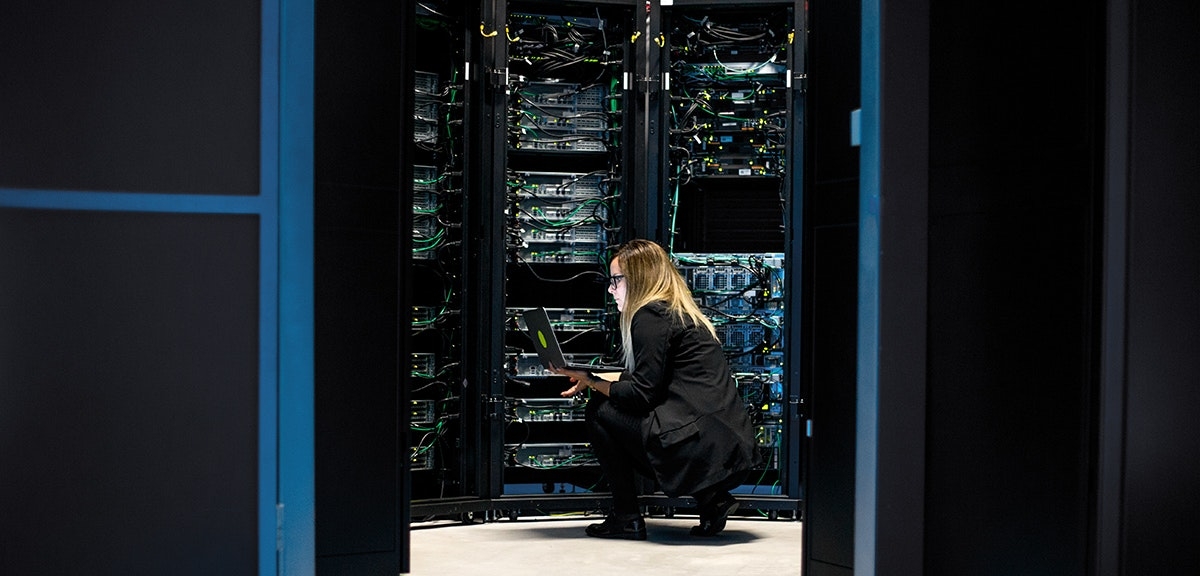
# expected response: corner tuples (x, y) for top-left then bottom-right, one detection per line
(553, 366), (592, 397)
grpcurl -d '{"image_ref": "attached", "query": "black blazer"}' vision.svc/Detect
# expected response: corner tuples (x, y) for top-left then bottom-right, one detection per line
(608, 301), (757, 496)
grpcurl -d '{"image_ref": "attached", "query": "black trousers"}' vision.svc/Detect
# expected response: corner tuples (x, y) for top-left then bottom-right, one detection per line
(587, 395), (744, 515)
(586, 395), (654, 515)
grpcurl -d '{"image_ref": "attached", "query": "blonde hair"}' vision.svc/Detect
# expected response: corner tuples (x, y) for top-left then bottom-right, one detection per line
(614, 239), (718, 371)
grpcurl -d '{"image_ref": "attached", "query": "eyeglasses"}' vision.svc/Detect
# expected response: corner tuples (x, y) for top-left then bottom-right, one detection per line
(607, 274), (625, 289)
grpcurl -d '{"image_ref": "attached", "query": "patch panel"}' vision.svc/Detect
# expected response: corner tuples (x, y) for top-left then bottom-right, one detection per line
(411, 306), (439, 330)
(509, 82), (610, 152)
(734, 370), (785, 400)
(517, 243), (605, 264)
(413, 214), (439, 236)
(511, 171), (606, 200)
(410, 399), (436, 425)
(520, 223), (606, 245)
(517, 112), (607, 133)
(674, 253), (785, 297)
(509, 398), (587, 422)
(513, 82), (606, 111)
(413, 165), (440, 191)
(517, 199), (608, 222)
(702, 294), (755, 316)
(715, 322), (767, 351)
(414, 72), (441, 144)
(674, 61), (788, 87)
(508, 353), (614, 376)
(510, 307), (607, 331)
(757, 423), (783, 448)
(411, 446), (435, 471)
(414, 192), (438, 214)
(507, 11), (606, 35)
(414, 100), (439, 144)
(410, 352), (437, 377)
(414, 70), (439, 95)
(507, 443), (597, 469)
(513, 135), (607, 153)
(728, 352), (785, 373)
(413, 164), (444, 260)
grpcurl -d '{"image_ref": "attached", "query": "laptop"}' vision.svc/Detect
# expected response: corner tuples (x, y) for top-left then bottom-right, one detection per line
(521, 307), (624, 372)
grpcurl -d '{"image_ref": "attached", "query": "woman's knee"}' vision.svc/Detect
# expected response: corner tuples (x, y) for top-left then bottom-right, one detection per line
(585, 394), (609, 421)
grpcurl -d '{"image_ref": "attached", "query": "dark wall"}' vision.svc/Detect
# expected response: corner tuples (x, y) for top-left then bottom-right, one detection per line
(313, 1), (405, 574)
(0, 2), (260, 195)
(0, 3), (263, 575)
(924, 0), (1101, 574)
(1122, 1), (1200, 573)
(0, 210), (260, 575)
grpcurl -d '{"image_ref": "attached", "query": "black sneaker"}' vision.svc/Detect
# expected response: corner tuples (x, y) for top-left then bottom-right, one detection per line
(585, 514), (647, 540)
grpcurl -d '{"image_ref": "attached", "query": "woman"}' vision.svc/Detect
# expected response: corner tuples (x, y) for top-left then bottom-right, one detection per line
(554, 239), (757, 540)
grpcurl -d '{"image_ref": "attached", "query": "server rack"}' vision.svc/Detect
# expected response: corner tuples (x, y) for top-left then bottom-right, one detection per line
(495, 0), (637, 516)
(406, 0), (489, 517)
(405, 0), (804, 522)
(656, 0), (805, 514)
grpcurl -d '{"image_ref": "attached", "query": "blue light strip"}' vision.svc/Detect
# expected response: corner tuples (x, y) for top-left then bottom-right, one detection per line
(276, 0), (315, 575)
(855, 0), (881, 573)
(0, 188), (269, 214)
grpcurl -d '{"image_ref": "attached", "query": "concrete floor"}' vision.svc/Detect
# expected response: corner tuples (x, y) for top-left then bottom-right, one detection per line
(409, 514), (803, 575)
